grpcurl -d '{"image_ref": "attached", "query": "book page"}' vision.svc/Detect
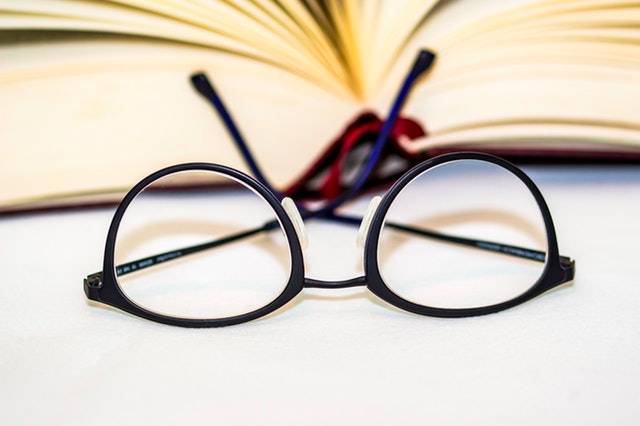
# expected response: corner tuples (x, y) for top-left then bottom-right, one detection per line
(0, 39), (358, 208)
(382, 0), (640, 153)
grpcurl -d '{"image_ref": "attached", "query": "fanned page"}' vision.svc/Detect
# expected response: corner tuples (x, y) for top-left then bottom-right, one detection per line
(0, 0), (351, 94)
(1, 0), (640, 212)
(396, 0), (640, 155)
(0, 0), (440, 211)
(0, 40), (357, 209)
(0, 0), (360, 210)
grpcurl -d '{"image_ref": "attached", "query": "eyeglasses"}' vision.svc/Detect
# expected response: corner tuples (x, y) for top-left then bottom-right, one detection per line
(83, 50), (575, 327)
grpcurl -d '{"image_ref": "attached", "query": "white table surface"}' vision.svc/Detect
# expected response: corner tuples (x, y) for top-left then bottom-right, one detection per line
(1, 165), (639, 425)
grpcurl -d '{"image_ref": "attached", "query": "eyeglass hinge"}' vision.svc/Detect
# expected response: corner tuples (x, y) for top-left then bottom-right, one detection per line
(84, 272), (103, 289)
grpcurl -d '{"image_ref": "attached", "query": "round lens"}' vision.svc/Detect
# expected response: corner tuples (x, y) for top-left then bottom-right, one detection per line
(377, 159), (548, 309)
(113, 169), (292, 319)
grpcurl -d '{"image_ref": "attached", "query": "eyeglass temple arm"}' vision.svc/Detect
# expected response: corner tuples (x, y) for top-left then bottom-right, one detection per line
(189, 49), (436, 212)
(106, 215), (573, 283)
(314, 49), (435, 215)
(190, 73), (280, 197)
(326, 212), (574, 278)
(111, 221), (278, 277)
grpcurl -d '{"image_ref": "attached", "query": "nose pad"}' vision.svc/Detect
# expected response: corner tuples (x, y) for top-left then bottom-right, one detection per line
(281, 197), (308, 249)
(357, 196), (382, 249)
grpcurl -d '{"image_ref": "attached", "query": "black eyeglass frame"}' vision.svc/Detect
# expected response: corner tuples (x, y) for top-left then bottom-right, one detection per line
(85, 152), (575, 327)
(364, 151), (574, 318)
(86, 162), (305, 328)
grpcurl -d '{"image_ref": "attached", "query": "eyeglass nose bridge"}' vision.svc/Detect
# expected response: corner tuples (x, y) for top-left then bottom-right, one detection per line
(304, 276), (367, 289)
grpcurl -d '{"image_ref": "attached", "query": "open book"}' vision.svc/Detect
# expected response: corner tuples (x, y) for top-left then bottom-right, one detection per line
(1, 0), (639, 214)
